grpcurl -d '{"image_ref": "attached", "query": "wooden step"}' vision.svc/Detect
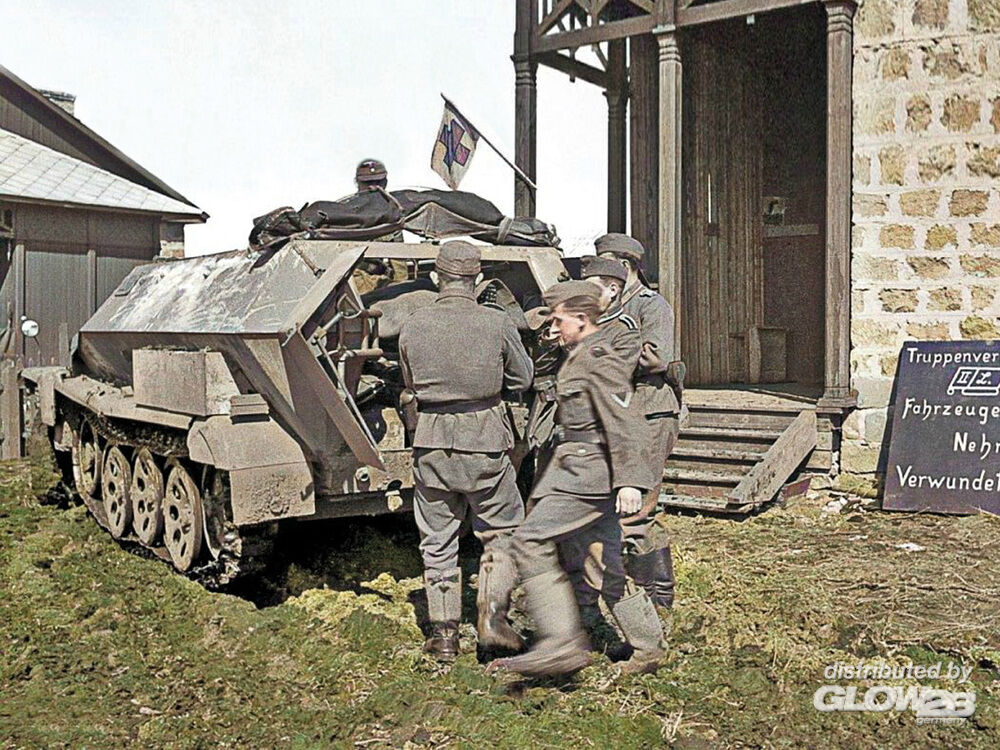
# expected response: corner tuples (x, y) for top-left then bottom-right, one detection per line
(680, 426), (784, 442)
(659, 493), (754, 513)
(675, 436), (770, 456)
(663, 467), (743, 486)
(684, 410), (798, 431)
(669, 445), (763, 462)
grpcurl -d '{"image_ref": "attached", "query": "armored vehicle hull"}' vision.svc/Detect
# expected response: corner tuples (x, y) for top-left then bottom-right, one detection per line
(22, 240), (566, 583)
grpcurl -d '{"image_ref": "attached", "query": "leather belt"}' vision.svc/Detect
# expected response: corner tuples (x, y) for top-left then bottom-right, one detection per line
(556, 428), (607, 446)
(418, 394), (502, 414)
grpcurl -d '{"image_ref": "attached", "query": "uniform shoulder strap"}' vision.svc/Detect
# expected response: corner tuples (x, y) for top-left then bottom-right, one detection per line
(619, 314), (638, 331)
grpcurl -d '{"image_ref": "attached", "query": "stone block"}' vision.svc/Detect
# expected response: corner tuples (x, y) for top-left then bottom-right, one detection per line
(842, 441), (882, 474)
(969, 0), (1000, 31)
(854, 193), (888, 217)
(924, 225), (956, 251)
(918, 145), (956, 182)
(922, 42), (973, 80)
(909, 257), (952, 281)
(928, 287), (962, 311)
(900, 189), (940, 216)
(857, 95), (896, 136)
(961, 315), (1000, 339)
(855, 255), (900, 281)
(842, 410), (863, 441)
(968, 145), (1000, 179)
(913, 0), (948, 28)
(960, 255), (1000, 276)
(950, 189), (990, 217)
(971, 224), (1000, 248)
(854, 377), (895, 409)
(864, 408), (889, 444)
(880, 224), (915, 248)
(942, 95), (981, 132)
(879, 288), (919, 312)
(906, 95), (933, 132)
(907, 321), (950, 339)
(882, 48), (910, 80)
(857, 0), (897, 39)
(879, 145), (907, 185)
(854, 153), (872, 185)
(854, 320), (899, 347)
(972, 286), (997, 311)
(880, 353), (899, 376)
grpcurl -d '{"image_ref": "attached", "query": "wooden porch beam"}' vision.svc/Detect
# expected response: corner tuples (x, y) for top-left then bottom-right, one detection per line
(606, 38), (628, 232)
(536, 51), (608, 88)
(538, 0), (578, 36)
(534, 14), (657, 53)
(656, 26), (683, 360)
(819, 0), (858, 410)
(514, 0), (538, 217)
(677, 0), (820, 28)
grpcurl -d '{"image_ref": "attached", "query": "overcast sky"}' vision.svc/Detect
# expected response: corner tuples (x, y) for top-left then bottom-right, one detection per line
(2, 0), (611, 255)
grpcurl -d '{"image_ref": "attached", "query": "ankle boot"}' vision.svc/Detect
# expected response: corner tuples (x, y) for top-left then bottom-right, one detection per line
(477, 549), (524, 652)
(424, 621), (459, 660)
(626, 544), (675, 609)
(610, 589), (667, 675)
(424, 568), (462, 660)
(488, 569), (590, 677)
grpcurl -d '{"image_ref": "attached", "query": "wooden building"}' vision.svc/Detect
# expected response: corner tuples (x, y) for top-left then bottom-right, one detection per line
(0, 65), (206, 369)
(512, 0), (857, 509)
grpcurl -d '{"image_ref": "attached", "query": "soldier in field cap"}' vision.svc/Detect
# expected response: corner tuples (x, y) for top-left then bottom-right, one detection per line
(398, 241), (533, 660)
(490, 280), (668, 677)
(596, 233), (682, 612)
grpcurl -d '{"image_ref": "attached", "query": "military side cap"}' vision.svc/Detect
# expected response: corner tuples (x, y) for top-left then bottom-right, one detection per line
(595, 232), (645, 261)
(543, 279), (602, 308)
(435, 240), (482, 276)
(356, 158), (387, 183)
(524, 305), (551, 330)
(580, 255), (628, 284)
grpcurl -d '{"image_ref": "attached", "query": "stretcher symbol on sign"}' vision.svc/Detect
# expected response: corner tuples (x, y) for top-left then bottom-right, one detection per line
(946, 367), (1000, 397)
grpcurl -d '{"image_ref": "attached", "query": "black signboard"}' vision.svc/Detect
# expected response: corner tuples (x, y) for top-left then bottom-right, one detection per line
(884, 340), (1000, 515)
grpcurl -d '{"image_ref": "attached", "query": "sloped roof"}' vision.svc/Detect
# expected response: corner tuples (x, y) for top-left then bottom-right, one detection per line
(0, 128), (205, 219)
(0, 64), (198, 208)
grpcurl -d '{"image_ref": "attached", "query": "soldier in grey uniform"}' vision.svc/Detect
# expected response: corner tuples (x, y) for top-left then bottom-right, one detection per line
(596, 233), (681, 610)
(490, 281), (668, 678)
(398, 241), (533, 659)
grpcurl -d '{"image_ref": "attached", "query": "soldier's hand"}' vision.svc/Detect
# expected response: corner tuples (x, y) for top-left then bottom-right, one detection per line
(615, 487), (643, 515)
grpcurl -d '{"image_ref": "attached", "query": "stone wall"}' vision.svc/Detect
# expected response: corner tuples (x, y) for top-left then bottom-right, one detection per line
(847, 0), (1000, 482)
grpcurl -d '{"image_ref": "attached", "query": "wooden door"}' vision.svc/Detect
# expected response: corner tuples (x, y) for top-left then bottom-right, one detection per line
(681, 23), (763, 385)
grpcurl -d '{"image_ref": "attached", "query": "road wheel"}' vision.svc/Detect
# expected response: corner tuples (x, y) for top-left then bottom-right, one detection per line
(163, 463), (204, 572)
(131, 448), (164, 546)
(74, 420), (101, 500)
(101, 446), (132, 539)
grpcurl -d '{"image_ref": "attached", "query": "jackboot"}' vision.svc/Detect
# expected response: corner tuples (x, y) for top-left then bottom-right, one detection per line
(626, 544), (675, 609)
(488, 569), (590, 677)
(476, 548), (524, 652)
(424, 568), (462, 661)
(610, 588), (668, 675)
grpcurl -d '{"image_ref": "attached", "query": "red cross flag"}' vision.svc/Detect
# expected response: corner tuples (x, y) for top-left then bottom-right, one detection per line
(431, 98), (480, 190)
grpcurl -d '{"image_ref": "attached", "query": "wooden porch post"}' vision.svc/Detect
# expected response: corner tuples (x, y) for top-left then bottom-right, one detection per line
(514, 0), (538, 217)
(655, 24), (682, 359)
(606, 39), (628, 232)
(819, 0), (857, 409)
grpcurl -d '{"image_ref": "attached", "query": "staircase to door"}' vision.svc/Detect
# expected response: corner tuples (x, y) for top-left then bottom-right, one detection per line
(661, 387), (829, 513)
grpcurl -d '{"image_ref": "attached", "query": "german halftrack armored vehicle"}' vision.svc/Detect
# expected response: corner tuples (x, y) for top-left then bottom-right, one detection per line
(22, 240), (566, 583)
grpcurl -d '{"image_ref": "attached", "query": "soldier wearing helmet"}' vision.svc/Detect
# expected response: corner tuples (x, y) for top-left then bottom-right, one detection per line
(355, 158), (389, 191)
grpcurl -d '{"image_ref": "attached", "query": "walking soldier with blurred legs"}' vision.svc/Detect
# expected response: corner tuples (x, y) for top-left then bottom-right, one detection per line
(490, 281), (668, 677)
(398, 241), (533, 660)
(596, 234), (682, 611)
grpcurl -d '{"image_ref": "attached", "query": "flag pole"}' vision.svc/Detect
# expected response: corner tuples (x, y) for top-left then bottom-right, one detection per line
(441, 93), (537, 192)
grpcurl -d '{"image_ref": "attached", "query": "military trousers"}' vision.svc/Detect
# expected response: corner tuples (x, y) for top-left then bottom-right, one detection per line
(512, 493), (629, 607)
(412, 448), (525, 576)
(620, 414), (679, 550)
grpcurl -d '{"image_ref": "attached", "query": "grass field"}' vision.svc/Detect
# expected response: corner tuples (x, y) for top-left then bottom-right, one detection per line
(1, 456), (997, 749)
